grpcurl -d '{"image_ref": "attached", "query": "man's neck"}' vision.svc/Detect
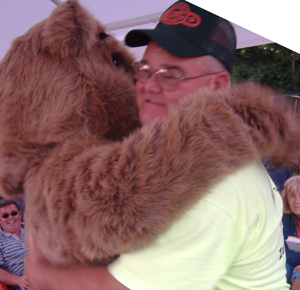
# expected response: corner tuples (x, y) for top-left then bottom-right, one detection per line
(14, 229), (21, 238)
(0, 225), (22, 238)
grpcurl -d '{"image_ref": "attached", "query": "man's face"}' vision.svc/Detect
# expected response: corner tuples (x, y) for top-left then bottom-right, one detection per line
(135, 42), (228, 124)
(288, 188), (300, 218)
(0, 204), (22, 235)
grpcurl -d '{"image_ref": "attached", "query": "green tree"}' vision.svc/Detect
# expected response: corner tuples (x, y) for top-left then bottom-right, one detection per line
(232, 43), (300, 95)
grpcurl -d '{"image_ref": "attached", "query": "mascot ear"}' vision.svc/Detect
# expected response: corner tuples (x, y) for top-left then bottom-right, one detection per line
(0, 139), (56, 197)
(43, 0), (97, 58)
(0, 156), (32, 197)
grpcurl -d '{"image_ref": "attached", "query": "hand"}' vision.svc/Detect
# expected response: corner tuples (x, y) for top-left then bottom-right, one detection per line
(292, 277), (300, 290)
(291, 159), (300, 174)
(17, 275), (30, 290)
(25, 232), (128, 290)
(25, 232), (52, 290)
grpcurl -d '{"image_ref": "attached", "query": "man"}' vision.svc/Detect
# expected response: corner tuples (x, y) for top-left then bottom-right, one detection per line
(0, 199), (29, 290)
(25, 1), (289, 289)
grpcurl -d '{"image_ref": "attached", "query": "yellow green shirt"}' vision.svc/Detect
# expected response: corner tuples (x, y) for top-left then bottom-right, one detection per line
(108, 161), (289, 290)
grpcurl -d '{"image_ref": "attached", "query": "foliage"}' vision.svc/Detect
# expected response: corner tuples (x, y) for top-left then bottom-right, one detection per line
(232, 43), (300, 95)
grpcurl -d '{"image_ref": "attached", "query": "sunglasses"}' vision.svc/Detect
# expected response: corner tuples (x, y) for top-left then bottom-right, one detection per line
(1, 211), (18, 219)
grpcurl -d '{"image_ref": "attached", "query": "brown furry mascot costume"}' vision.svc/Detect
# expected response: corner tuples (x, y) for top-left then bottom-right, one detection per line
(0, 0), (299, 266)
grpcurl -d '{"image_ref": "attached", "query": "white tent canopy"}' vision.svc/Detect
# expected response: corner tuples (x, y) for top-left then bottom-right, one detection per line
(0, 0), (273, 61)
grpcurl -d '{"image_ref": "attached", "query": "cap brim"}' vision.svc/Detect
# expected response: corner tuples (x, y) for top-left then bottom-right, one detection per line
(125, 29), (210, 58)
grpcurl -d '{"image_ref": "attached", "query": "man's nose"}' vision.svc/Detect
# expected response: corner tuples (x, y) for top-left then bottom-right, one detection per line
(142, 73), (163, 93)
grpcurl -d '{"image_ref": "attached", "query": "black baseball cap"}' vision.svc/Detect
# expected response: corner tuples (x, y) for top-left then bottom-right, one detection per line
(125, 0), (236, 74)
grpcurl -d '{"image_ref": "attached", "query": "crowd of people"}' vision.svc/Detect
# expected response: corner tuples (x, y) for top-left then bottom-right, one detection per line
(0, 0), (299, 289)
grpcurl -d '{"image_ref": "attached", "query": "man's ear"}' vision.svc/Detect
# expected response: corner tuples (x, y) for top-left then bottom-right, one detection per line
(209, 71), (231, 91)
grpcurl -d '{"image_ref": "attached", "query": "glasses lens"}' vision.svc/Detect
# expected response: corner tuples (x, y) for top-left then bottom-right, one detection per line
(133, 63), (151, 84)
(1, 211), (18, 219)
(156, 69), (181, 92)
(132, 62), (182, 92)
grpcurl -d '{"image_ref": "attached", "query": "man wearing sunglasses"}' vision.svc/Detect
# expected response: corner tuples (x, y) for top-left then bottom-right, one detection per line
(0, 199), (29, 290)
(25, 1), (288, 289)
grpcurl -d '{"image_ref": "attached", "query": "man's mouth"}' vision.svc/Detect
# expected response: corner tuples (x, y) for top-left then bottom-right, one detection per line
(145, 99), (164, 106)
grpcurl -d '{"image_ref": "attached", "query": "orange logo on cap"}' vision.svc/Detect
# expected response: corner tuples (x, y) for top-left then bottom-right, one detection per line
(160, 2), (201, 27)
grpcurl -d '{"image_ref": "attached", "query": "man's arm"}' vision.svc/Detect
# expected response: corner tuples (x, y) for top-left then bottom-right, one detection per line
(26, 181), (242, 290)
(25, 233), (128, 290)
(0, 268), (28, 290)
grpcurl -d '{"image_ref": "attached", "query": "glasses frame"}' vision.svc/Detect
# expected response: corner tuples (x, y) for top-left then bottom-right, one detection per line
(1, 211), (19, 219)
(132, 62), (223, 92)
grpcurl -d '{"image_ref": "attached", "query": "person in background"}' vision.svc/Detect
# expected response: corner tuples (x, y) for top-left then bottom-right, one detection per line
(282, 175), (300, 289)
(0, 199), (29, 290)
(25, 1), (289, 289)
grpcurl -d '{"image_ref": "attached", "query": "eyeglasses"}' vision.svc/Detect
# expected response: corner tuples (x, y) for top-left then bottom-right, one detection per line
(1, 211), (18, 219)
(132, 61), (223, 92)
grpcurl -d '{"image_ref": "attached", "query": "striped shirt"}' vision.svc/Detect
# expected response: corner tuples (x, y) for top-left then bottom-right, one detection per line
(0, 224), (27, 276)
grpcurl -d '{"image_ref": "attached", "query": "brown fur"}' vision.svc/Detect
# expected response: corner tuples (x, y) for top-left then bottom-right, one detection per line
(0, 0), (299, 266)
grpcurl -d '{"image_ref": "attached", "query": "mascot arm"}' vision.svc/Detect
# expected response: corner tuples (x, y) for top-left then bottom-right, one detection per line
(25, 83), (300, 266)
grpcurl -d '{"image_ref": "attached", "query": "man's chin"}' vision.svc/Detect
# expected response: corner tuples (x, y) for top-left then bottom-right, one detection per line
(5, 223), (20, 232)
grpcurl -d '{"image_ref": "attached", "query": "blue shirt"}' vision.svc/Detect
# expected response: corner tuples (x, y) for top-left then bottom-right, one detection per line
(282, 213), (300, 268)
(0, 224), (27, 276)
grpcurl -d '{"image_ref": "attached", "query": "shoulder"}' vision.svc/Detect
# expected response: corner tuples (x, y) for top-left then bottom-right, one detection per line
(201, 160), (282, 230)
(204, 161), (274, 208)
(0, 230), (9, 249)
(0, 228), (9, 240)
(283, 213), (294, 224)
(224, 160), (271, 189)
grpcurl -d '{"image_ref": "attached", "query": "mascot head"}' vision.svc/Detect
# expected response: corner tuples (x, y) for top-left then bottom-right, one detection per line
(0, 0), (140, 197)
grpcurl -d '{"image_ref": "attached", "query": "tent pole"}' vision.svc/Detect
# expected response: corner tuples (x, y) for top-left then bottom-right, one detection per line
(50, 0), (62, 5)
